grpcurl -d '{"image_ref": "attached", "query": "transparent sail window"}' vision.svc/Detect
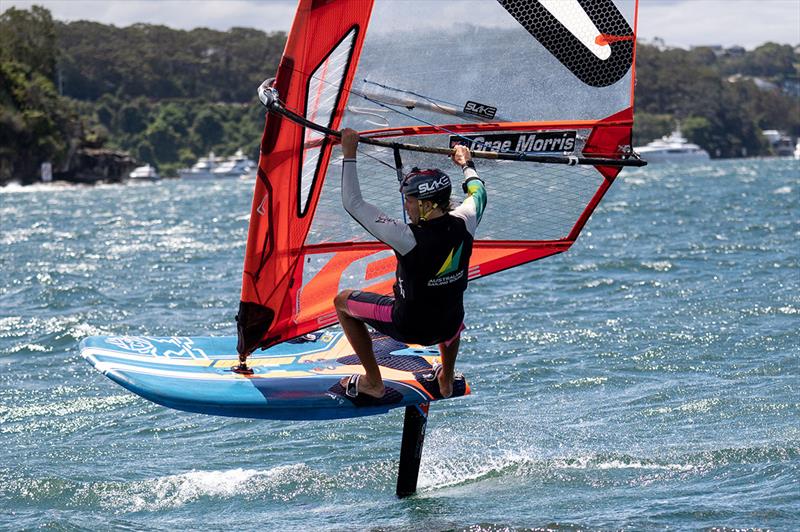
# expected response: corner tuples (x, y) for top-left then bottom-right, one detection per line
(299, 28), (357, 216)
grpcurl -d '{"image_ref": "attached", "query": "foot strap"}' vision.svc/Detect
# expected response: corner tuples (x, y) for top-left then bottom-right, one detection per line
(345, 374), (360, 398)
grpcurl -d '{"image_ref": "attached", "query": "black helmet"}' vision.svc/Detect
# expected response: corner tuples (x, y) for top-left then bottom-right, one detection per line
(399, 168), (451, 202)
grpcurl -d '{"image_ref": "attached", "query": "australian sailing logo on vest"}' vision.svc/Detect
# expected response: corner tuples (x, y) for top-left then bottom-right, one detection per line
(428, 242), (465, 287)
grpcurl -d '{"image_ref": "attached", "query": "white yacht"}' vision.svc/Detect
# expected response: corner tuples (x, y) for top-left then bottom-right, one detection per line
(178, 150), (256, 179)
(794, 140), (800, 160)
(635, 128), (710, 163)
(212, 149), (257, 179)
(128, 164), (160, 180)
(178, 152), (218, 180)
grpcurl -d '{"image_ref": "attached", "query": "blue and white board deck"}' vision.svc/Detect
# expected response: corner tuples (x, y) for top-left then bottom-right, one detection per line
(80, 332), (469, 420)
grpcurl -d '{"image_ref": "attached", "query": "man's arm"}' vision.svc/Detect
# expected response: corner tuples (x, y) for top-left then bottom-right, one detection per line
(340, 129), (416, 255)
(449, 146), (486, 237)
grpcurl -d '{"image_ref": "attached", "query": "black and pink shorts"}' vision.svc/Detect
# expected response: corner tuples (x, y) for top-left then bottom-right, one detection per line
(345, 290), (464, 347)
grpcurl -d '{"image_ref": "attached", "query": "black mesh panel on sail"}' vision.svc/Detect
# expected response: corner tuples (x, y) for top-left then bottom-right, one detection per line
(498, 0), (633, 87)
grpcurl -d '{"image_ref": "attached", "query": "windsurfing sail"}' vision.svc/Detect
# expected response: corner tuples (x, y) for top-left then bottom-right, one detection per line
(237, 0), (642, 355)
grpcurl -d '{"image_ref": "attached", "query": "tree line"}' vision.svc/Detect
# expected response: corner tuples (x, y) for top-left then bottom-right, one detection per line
(0, 6), (285, 183)
(634, 41), (799, 157)
(1, 5), (798, 184)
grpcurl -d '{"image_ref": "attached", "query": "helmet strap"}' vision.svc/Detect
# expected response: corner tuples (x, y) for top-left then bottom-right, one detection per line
(418, 200), (438, 222)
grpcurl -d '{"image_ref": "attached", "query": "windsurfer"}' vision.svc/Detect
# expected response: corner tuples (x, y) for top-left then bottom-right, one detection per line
(335, 128), (487, 400)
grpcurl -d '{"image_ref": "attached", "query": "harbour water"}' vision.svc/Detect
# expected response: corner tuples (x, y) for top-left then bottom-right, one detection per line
(1, 158), (798, 530)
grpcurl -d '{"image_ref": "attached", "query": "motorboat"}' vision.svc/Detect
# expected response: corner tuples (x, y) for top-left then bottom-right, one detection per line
(178, 150), (256, 179)
(211, 149), (256, 179)
(634, 127), (710, 163)
(128, 164), (160, 180)
(178, 152), (218, 180)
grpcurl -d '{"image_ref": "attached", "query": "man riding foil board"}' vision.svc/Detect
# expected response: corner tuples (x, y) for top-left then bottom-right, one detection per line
(335, 128), (487, 400)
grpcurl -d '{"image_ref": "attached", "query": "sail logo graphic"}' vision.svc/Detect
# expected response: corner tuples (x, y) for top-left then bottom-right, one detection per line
(499, 0), (634, 87)
(463, 100), (497, 119)
(428, 243), (465, 287)
(257, 188), (270, 215)
(539, 0), (611, 61)
(451, 131), (577, 154)
(418, 175), (451, 194)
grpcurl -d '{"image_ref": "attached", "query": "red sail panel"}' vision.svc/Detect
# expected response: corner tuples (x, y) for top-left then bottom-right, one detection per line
(238, 0), (375, 354)
(582, 107), (635, 180)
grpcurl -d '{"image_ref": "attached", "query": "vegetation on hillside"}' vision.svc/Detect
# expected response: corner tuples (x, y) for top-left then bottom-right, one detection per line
(0, 7), (81, 182)
(0, 6), (284, 184)
(634, 42), (799, 157)
(1, 5), (798, 185)
(58, 21), (284, 102)
(56, 19), (285, 177)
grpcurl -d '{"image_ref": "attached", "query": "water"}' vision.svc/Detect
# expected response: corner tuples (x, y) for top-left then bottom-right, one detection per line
(1, 159), (798, 531)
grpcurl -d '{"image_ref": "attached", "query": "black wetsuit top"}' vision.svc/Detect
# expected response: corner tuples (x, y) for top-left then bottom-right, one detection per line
(342, 159), (487, 344)
(390, 215), (473, 343)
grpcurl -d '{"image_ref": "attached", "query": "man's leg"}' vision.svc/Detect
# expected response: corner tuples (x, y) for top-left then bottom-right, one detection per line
(437, 337), (459, 399)
(334, 290), (385, 398)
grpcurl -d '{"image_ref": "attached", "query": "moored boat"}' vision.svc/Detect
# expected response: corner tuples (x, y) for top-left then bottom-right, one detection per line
(128, 164), (160, 180)
(177, 152), (217, 180)
(635, 127), (710, 163)
(211, 149), (256, 179)
(178, 150), (256, 179)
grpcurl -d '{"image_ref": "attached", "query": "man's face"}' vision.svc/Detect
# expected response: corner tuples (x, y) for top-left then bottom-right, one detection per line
(404, 195), (420, 224)
(403, 196), (437, 224)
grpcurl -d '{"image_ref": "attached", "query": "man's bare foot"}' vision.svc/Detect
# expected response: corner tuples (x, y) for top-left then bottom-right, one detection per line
(340, 374), (385, 399)
(437, 368), (454, 399)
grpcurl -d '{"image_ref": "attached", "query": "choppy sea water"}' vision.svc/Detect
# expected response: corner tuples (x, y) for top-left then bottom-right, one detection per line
(1, 158), (798, 531)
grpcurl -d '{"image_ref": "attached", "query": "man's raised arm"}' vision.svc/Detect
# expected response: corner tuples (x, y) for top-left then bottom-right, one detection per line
(340, 128), (416, 255)
(449, 145), (486, 237)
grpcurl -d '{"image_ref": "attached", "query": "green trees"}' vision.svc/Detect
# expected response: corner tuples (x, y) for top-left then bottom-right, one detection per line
(55, 22), (284, 102)
(86, 98), (264, 176)
(0, 6), (58, 81)
(146, 121), (180, 164)
(2, 5), (798, 185)
(192, 110), (225, 153)
(0, 6), (282, 183)
(720, 43), (797, 80)
(50, 19), (282, 176)
(0, 7), (80, 183)
(118, 101), (148, 134)
(633, 42), (799, 157)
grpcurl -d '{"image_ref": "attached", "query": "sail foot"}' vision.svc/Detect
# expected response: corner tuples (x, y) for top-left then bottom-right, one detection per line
(236, 301), (276, 355)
